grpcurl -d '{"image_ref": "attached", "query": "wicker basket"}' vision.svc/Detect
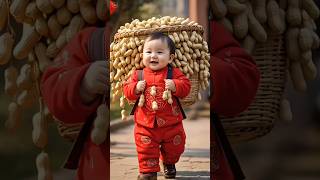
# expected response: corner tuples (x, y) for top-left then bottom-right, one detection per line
(221, 31), (287, 143)
(113, 25), (205, 106)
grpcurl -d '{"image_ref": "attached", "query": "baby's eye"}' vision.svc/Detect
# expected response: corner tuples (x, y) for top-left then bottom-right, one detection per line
(144, 51), (151, 54)
(157, 51), (163, 54)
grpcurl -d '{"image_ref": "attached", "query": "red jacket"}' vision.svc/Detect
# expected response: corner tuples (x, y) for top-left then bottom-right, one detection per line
(123, 66), (191, 128)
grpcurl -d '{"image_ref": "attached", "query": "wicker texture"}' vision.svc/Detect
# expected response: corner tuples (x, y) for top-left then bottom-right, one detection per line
(114, 25), (204, 40)
(181, 71), (199, 106)
(221, 32), (287, 143)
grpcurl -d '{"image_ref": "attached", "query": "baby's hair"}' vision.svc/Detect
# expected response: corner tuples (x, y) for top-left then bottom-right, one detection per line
(144, 32), (176, 55)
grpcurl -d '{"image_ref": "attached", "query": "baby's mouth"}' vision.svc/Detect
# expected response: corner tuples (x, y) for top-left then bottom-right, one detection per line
(150, 61), (159, 64)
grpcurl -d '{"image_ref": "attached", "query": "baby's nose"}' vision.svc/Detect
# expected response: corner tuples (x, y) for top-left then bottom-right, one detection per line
(151, 53), (157, 58)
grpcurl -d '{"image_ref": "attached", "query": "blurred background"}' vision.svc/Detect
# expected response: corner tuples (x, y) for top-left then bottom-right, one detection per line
(0, 0), (320, 179)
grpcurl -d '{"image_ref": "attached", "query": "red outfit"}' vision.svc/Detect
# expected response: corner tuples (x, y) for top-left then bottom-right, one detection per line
(123, 67), (191, 128)
(209, 21), (260, 180)
(123, 66), (191, 172)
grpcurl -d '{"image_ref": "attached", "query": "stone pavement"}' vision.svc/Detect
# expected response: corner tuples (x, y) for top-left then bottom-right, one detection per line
(110, 117), (210, 180)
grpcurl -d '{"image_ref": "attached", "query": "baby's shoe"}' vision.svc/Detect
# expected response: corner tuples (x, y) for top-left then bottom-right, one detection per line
(163, 164), (176, 179)
(137, 172), (157, 180)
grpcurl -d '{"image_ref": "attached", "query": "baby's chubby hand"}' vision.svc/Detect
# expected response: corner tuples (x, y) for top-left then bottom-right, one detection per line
(135, 80), (146, 94)
(165, 79), (176, 92)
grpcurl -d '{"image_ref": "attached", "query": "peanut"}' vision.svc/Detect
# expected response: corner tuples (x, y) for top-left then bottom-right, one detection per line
(209, 0), (227, 18)
(290, 61), (307, 92)
(286, 0), (302, 26)
(32, 112), (48, 148)
(279, 98), (292, 122)
(35, 17), (49, 37)
(34, 42), (53, 72)
(16, 64), (32, 90)
(36, 0), (54, 14)
(13, 23), (41, 60)
(0, 32), (14, 65)
(50, 0), (65, 9)
(36, 152), (53, 180)
(5, 102), (22, 133)
(79, 1), (98, 24)
(5, 66), (18, 97)
(56, 6), (72, 25)
(91, 104), (109, 145)
(67, 0), (79, 13)
(0, 0), (8, 31)
(252, 0), (267, 24)
(48, 14), (62, 39)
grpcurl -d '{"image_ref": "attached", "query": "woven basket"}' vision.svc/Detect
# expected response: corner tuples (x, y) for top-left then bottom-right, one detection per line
(221, 31), (287, 143)
(113, 25), (205, 106)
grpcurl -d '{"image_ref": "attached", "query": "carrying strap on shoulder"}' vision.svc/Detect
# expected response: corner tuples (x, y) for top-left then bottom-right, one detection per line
(138, 69), (144, 80)
(167, 66), (186, 119)
(88, 27), (106, 61)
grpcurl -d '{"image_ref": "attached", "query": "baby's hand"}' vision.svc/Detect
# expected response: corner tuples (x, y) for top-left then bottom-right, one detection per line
(136, 80), (146, 94)
(165, 79), (176, 92)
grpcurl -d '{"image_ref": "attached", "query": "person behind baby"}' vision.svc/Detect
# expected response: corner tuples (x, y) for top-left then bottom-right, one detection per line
(123, 32), (191, 180)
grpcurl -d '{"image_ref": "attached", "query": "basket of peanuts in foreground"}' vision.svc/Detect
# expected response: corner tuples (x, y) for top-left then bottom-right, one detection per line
(110, 16), (211, 120)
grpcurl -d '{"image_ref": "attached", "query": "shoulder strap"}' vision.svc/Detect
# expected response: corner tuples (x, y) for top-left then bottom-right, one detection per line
(167, 65), (186, 119)
(88, 27), (106, 62)
(137, 69), (144, 80)
(167, 65), (173, 79)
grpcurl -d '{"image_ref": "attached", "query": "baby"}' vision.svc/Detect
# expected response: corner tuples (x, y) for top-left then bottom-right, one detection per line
(123, 32), (191, 180)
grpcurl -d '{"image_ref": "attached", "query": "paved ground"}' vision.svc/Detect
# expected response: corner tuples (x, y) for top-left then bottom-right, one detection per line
(23, 94), (320, 180)
(110, 117), (210, 180)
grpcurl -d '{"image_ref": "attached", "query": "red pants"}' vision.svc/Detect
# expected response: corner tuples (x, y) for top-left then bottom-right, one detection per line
(134, 122), (186, 173)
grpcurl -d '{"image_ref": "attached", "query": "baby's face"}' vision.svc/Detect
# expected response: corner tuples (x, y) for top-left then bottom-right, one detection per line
(142, 39), (174, 71)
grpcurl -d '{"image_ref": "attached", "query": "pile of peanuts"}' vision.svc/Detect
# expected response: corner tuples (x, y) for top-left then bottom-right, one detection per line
(110, 16), (211, 120)
(210, 0), (319, 122)
(0, 0), (107, 178)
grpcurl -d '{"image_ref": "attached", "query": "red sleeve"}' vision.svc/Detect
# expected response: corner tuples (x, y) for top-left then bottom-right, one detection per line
(172, 68), (191, 98)
(41, 27), (101, 124)
(210, 21), (260, 117)
(122, 70), (139, 101)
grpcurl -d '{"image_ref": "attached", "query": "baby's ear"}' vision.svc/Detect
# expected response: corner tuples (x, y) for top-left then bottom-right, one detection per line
(169, 54), (175, 63)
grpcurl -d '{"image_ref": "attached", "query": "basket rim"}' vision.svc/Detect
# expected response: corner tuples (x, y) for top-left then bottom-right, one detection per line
(114, 24), (204, 40)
